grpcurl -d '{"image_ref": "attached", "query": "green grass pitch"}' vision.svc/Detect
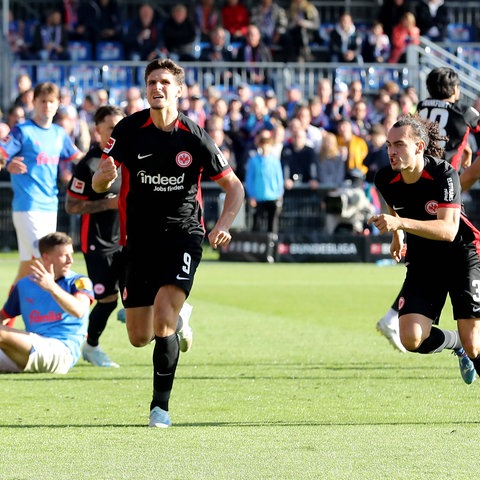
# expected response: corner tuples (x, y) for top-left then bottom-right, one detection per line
(0, 251), (479, 479)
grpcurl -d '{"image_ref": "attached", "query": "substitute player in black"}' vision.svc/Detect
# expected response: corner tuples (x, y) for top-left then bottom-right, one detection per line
(92, 58), (245, 427)
(369, 114), (480, 384)
(376, 67), (480, 353)
(66, 105), (126, 368)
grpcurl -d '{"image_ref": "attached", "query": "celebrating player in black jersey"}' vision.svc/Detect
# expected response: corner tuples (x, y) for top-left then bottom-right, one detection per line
(369, 114), (480, 384)
(376, 67), (480, 353)
(92, 58), (245, 427)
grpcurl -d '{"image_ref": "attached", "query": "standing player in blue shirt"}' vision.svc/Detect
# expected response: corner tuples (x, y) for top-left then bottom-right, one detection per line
(0, 82), (83, 328)
(92, 58), (245, 427)
(0, 232), (94, 373)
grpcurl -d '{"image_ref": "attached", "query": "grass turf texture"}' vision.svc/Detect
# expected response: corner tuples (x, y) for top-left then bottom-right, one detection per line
(1, 251), (479, 479)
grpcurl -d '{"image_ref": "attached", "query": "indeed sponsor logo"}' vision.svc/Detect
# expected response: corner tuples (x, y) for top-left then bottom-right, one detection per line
(137, 170), (185, 192)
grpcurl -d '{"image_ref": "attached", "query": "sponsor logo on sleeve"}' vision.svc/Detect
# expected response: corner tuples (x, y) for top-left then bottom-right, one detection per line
(104, 137), (116, 154)
(71, 177), (85, 194)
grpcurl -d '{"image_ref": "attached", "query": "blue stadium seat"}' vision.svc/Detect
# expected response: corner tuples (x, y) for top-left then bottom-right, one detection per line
(35, 64), (66, 85)
(68, 41), (93, 61)
(447, 24), (474, 42)
(95, 41), (125, 61)
(456, 46), (480, 68)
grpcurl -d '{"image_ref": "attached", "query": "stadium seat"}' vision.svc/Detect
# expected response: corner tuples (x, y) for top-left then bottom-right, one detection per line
(447, 24), (474, 42)
(36, 64), (66, 85)
(68, 41), (93, 61)
(456, 46), (480, 68)
(95, 41), (125, 61)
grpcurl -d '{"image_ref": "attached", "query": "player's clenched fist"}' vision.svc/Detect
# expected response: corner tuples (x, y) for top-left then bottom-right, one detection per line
(92, 156), (118, 193)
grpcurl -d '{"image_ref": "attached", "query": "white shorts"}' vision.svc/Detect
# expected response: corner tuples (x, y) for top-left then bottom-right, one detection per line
(0, 333), (74, 374)
(12, 211), (57, 261)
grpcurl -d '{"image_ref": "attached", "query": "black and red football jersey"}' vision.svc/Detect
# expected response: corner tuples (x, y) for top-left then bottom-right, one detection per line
(416, 99), (480, 171)
(102, 110), (233, 246)
(374, 156), (480, 264)
(67, 145), (122, 255)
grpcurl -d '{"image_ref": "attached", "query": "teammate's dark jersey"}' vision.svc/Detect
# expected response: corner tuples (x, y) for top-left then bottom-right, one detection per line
(416, 99), (480, 171)
(374, 156), (480, 264)
(102, 110), (233, 247)
(67, 145), (121, 255)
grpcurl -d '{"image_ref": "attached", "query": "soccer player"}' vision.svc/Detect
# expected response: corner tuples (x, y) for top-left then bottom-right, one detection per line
(0, 232), (94, 373)
(376, 67), (480, 353)
(92, 58), (245, 427)
(66, 105), (195, 368)
(0, 82), (83, 328)
(368, 114), (479, 385)
(65, 105), (126, 368)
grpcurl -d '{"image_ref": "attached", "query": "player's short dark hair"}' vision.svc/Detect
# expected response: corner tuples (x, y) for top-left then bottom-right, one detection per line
(426, 67), (459, 100)
(94, 105), (126, 125)
(144, 58), (185, 87)
(38, 232), (73, 254)
(33, 82), (60, 100)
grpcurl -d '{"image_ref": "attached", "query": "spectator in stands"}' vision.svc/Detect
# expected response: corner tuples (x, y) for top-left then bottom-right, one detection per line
(388, 12), (420, 63)
(281, 124), (319, 190)
(416, 0), (448, 43)
(335, 116), (369, 177)
(317, 78), (333, 108)
(324, 82), (351, 133)
(283, 84), (304, 121)
(15, 88), (34, 119)
(376, 0), (413, 39)
(350, 100), (372, 139)
(250, 0), (293, 62)
(308, 95), (331, 131)
(55, 0), (80, 36)
(5, 105), (26, 130)
(381, 99), (401, 132)
(235, 24), (273, 86)
(0, 232), (94, 374)
(221, 0), (250, 44)
(7, 9), (34, 60)
(287, 0), (320, 62)
(193, 0), (222, 42)
(245, 129), (284, 235)
(209, 97), (230, 130)
(293, 104), (324, 154)
(0, 82), (84, 329)
(328, 12), (363, 64)
(162, 3), (197, 61)
(31, 8), (71, 61)
(225, 96), (246, 175)
(54, 104), (92, 155)
(121, 86), (145, 116)
(125, 3), (166, 61)
(200, 25), (234, 63)
(242, 95), (275, 152)
(66, 0), (99, 43)
(398, 91), (416, 115)
(367, 91), (389, 125)
(206, 121), (236, 172)
(184, 94), (207, 128)
(95, 0), (124, 44)
(347, 80), (365, 108)
(361, 20), (391, 63)
(13, 73), (33, 107)
(236, 82), (253, 118)
(318, 131), (347, 187)
(362, 123), (389, 184)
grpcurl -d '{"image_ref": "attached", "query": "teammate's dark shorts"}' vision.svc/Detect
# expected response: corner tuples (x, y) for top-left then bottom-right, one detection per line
(85, 248), (125, 300)
(398, 243), (480, 322)
(121, 233), (203, 308)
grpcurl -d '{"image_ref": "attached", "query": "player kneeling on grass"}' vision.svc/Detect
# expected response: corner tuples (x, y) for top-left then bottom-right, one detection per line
(0, 232), (94, 374)
(368, 114), (480, 385)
